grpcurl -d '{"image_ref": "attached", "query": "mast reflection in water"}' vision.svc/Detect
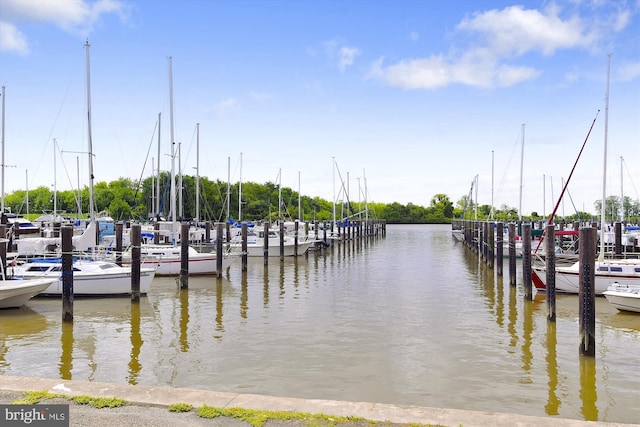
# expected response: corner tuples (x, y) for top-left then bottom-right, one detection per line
(0, 224), (638, 423)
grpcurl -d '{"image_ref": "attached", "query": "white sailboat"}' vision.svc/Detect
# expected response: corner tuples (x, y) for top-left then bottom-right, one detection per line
(532, 55), (640, 295)
(133, 57), (237, 274)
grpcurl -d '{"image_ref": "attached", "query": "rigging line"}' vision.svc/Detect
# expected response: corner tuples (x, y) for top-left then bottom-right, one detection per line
(534, 109), (600, 254)
(622, 157), (639, 200)
(28, 67), (81, 191)
(494, 127), (524, 211)
(133, 119), (159, 205)
(179, 124), (198, 173)
(57, 142), (83, 209)
(564, 186), (581, 221)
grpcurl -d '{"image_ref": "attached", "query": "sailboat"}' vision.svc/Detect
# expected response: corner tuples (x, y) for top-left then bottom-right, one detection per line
(532, 55), (640, 295)
(120, 57), (238, 275)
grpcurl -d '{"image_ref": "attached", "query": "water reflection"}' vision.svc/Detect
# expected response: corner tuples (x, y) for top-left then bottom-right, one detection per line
(240, 273), (248, 320)
(521, 299), (533, 384)
(545, 321), (559, 416)
(215, 280), (224, 338)
(508, 284), (518, 349)
(179, 288), (189, 352)
(59, 322), (73, 379)
(128, 302), (142, 385)
(580, 355), (598, 421)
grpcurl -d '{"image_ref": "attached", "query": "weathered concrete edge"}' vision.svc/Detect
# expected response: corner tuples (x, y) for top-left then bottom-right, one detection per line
(0, 376), (636, 427)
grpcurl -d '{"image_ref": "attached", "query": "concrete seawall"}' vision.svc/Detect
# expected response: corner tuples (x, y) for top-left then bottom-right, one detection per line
(0, 376), (635, 427)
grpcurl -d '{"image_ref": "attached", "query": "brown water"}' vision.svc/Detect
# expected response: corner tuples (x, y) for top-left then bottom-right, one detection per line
(1, 224), (638, 423)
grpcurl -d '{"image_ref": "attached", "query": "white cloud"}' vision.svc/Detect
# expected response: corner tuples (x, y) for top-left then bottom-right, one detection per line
(323, 38), (360, 72)
(613, 8), (631, 31)
(456, 5), (592, 57)
(338, 46), (360, 72)
(618, 61), (640, 81)
(0, 0), (128, 53)
(214, 98), (239, 115)
(0, 22), (28, 54)
(371, 53), (541, 89)
(369, 4), (611, 90)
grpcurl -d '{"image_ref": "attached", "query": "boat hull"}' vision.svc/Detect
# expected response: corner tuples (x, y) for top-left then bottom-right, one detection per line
(532, 259), (640, 295)
(603, 284), (640, 313)
(35, 269), (156, 296)
(0, 279), (57, 308)
(121, 245), (238, 275)
(231, 240), (315, 257)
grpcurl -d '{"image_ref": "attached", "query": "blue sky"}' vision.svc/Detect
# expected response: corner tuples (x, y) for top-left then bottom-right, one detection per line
(0, 0), (639, 217)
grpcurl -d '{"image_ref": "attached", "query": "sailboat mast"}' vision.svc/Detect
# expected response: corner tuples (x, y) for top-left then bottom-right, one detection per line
(226, 156), (230, 222)
(599, 54), (611, 261)
(53, 138), (57, 215)
(168, 56), (177, 244)
(298, 171), (302, 221)
(1, 85), (5, 214)
(76, 156), (81, 218)
(156, 112), (161, 217)
(25, 170), (29, 217)
(178, 142), (183, 220)
(363, 168), (369, 223)
(474, 174), (478, 221)
(85, 40), (95, 222)
(278, 168), (282, 220)
(195, 123), (200, 222)
(518, 123), (525, 223)
(238, 152), (243, 222)
(620, 156), (624, 223)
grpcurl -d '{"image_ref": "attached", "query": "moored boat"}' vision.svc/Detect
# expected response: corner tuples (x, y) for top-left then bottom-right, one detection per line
(532, 258), (640, 295)
(603, 282), (640, 313)
(229, 228), (316, 257)
(120, 244), (238, 276)
(0, 278), (58, 308)
(9, 257), (156, 296)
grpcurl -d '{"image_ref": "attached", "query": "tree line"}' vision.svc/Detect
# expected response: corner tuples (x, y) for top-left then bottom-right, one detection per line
(3, 173), (638, 225)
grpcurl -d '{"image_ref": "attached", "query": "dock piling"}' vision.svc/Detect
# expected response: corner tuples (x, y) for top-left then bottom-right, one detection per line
(62, 225), (73, 322)
(130, 223), (141, 302)
(578, 226), (596, 357)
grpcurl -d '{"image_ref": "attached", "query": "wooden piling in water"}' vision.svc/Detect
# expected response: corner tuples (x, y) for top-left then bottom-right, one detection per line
(115, 222), (123, 266)
(508, 223), (516, 286)
(496, 222), (503, 275)
(545, 224), (556, 322)
(0, 224), (6, 275)
(62, 225), (73, 322)
(130, 223), (141, 302)
(579, 226), (596, 357)
(263, 222), (270, 265)
(488, 221), (494, 268)
(523, 222), (532, 300)
(180, 222), (189, 289)
(216, 222), (223, 277)
(241, 222), (248, 271)
(280, 221), (285, 261)
(294, 220), (299, 257)
(323, 221), (328, 246)
(614, 221), (622, 258)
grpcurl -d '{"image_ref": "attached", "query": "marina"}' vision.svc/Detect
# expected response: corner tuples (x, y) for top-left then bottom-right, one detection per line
(0, 224), (638, 424)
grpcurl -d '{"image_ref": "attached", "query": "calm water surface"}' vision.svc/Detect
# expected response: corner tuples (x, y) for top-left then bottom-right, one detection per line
(1, 224), (639, 423)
